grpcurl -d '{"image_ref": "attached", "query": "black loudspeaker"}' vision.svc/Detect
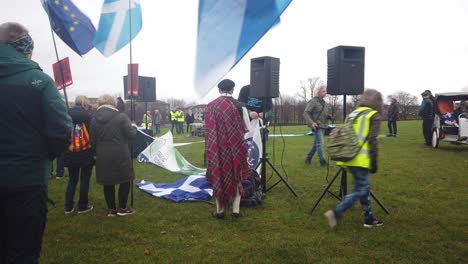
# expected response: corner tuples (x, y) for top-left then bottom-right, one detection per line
(123, 76), (156, 102)
(250, 56), (280, 98)
(132, 128), (153, 158)
(327, 46), (365, 95)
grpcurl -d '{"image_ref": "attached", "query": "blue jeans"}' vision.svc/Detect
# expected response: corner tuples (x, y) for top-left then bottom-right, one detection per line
(154, 124), (160, 134)
(306, 128), (325, 161)
(65, 165), (93, 211)
(334, 167), (374, 221)
(51, 157), (64, 177)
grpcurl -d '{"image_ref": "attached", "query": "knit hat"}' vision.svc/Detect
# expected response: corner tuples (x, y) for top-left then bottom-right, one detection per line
(421, 90), (432, 96)
(218, 79), (235, 92)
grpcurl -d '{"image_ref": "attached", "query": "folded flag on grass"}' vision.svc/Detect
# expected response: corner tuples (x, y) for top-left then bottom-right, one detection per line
(136, 175), (213, 202)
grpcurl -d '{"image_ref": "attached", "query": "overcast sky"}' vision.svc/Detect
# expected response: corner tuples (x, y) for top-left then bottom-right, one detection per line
(2, 0), (468, 104)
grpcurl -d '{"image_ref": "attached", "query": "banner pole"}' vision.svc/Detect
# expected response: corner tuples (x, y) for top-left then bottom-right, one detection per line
(44, 1), (69, 107)
(128, 0), (135, 208)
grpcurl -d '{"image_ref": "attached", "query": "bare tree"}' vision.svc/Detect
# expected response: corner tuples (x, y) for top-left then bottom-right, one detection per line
(295, 77), (323, 103)
(387, 91), (418, 120)
(326, 95), (342, 121)
(166, 97), (187, 109)
(295, 80), (308, 103)
(276, 94), (302, 125)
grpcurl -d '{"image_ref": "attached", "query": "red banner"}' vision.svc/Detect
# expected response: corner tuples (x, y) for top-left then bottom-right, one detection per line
(52, 57), (73, 90)
(127, 63), (139, 97)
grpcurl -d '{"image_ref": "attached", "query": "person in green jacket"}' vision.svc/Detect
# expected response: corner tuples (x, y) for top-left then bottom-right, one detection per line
(303, 85), (331, 167)
(0, 22), (72, 263)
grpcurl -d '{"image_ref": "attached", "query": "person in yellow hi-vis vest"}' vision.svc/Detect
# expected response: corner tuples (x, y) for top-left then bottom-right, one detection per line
(170, 109), (177, 134)
(141, 111), (152, 129)
(175, 108), (184, 134)
(324, 89), (384, 229)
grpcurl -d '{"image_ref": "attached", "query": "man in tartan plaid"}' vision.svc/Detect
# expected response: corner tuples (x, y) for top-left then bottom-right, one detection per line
(205, 79), (250, 219)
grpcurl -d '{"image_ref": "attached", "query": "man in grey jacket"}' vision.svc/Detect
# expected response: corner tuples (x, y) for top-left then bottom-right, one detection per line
(303, 85), (330, 167)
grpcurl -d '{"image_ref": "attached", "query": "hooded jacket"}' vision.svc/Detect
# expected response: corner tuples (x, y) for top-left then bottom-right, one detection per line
(0, 43), (72, 188)
(90, 105), (137, 185)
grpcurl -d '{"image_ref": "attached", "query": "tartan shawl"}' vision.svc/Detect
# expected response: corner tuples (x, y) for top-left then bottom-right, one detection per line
(205, 96), (250, 207)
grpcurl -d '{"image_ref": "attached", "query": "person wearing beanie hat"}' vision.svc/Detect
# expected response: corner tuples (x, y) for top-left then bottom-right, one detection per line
(0, 22), (72, 262)
(217, 78), (235, 92)
(205, 79), (250, 219)
(418, 90), (435, 145)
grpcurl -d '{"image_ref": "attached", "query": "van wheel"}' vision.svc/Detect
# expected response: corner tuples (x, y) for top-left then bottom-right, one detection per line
(432, 129), (439, 148)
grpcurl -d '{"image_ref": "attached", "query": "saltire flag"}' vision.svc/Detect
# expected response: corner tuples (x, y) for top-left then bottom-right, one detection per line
(194, 0), (292, 96)
(94, 0), (143, 57)
(136, 176), (213, 202)
(41, 0), (96, 56)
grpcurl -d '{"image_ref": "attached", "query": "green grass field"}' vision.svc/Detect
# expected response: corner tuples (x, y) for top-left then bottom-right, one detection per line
(43, 121), (468, 263)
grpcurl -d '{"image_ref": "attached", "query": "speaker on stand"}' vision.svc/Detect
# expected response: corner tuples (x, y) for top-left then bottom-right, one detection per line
(250, 56), (297, 197)
(327, 45), (365, 120)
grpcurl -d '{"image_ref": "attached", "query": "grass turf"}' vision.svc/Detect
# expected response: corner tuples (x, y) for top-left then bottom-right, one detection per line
(42, 120), (468, 263)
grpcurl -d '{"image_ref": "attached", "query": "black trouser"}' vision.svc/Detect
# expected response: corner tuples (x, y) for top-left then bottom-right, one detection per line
(171, 122), (177, 134)
(422, 119), (433, 145)
(0, 185), (47, 264)
(387, 119), (397, 135)
(103, 182), (131, 209)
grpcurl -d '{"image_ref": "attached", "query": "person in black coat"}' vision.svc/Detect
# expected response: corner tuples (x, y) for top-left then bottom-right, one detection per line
(62, 96), (95, 214)
(90, 95), (137, 216)
(418, 91), (435, 146)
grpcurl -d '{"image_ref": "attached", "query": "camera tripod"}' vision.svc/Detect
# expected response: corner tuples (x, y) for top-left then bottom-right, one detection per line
(310, 167), (390, 214)
(254, 117), (298, 197)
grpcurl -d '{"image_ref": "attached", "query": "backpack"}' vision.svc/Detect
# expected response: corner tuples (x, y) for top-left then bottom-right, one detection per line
(327, 110), (370, 162)
(68, 122), (91, 152)
(240, 170), (264, 207)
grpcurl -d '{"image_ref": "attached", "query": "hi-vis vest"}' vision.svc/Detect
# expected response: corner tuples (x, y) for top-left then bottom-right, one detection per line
(170, 111), (177, 122)
(336, 106), (377, 169)
(176, 110), (184, 122)
(141, 114), (152, 128)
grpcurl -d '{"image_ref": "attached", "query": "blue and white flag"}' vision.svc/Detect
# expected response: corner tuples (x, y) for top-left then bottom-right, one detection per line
(136, 176), (213, 202)
(93, 0), (142, 57)
(41, 0), (96, 56)
(195, 0), (292, 96)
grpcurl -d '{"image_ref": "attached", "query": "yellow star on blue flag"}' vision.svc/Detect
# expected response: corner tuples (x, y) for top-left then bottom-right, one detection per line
(42, 0), (96, 56)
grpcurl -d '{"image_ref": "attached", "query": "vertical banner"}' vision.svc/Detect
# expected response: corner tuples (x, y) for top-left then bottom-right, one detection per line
(127, 63), (139, 97)
(52, 57), (73, 90)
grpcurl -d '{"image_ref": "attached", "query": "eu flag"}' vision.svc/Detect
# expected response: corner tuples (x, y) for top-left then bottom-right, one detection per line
(42, 0), (96, 56)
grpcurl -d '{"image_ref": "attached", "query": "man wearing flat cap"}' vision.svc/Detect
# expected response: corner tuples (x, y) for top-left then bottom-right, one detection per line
(418, 90), (435, 145)
(205, 79), (250, 219)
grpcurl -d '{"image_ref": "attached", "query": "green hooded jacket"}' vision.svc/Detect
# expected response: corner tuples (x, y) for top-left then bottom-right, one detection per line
(0, 43), (72, 188)
(303, 96), (330, 129)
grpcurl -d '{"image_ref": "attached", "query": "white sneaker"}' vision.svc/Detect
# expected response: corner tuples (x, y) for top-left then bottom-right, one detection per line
(324, 210), (337, 228)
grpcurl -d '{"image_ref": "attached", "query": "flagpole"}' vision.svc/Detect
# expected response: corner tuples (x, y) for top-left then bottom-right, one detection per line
(128, 0), (135, 208)
(44, 1), (69, 107)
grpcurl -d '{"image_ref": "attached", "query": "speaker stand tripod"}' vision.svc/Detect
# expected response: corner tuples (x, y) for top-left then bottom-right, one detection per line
(254, 119), (298, 197)
(310, 167), (390, 214)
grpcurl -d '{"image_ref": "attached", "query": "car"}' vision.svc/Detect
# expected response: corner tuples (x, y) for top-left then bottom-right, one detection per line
(431, 92), (468, 148)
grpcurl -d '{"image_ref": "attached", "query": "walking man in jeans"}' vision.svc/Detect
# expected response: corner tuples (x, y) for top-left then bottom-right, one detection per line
(303, 85), (330, 167)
